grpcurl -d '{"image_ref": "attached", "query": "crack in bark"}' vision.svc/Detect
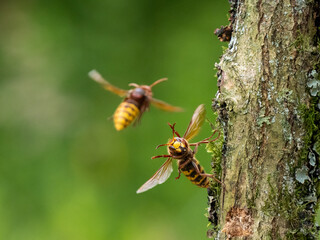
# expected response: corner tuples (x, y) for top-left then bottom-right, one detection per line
(256, 0), (264, 36)
(289, 0), (298, 36)
(234, 164), (243, 206)
(256, 36), (271, 161)
(289, 0), (299, 77)
(261, 36), (271, 116)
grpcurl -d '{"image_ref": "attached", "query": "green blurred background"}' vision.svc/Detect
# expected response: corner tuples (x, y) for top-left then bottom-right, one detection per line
(0, 0), (230, 239)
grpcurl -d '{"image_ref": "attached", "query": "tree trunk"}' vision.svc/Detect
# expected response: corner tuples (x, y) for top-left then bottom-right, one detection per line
(207, 0), (320, 239)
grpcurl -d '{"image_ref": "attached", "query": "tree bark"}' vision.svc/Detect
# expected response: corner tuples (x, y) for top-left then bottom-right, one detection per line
(207, 0), (320, 239)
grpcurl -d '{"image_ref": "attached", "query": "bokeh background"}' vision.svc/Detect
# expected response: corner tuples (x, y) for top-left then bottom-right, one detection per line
(2, 1), (318, 240)
(0, 1), (229, 239)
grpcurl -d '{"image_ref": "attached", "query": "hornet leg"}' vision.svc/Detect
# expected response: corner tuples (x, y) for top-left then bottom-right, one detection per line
(152, 155), (171, 159)
(189, 130), (220, 146)
(175, 168), (182, 180)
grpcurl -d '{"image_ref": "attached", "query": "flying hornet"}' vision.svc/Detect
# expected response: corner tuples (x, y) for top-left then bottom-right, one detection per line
(136, 104), (221, 193)
(89, 70), (183, 131)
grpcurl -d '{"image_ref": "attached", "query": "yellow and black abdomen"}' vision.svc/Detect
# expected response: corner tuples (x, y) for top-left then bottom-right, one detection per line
(179, 158), (209, 188)
(113, 102), (140, 131)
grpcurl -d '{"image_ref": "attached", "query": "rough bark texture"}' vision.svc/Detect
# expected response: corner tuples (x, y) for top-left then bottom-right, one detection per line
(208, 0), (320, 239)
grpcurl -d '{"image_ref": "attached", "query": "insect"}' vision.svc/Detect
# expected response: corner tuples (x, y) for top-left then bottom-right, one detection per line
(136, 104), (221, 193)
(89, 70), (183, 131)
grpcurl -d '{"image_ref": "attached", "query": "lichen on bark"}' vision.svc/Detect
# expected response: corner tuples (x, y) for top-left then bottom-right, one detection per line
(207, 0), (320, 239)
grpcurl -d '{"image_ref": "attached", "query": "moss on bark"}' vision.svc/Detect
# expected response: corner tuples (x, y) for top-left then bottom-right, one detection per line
(207, 0), (320, 239)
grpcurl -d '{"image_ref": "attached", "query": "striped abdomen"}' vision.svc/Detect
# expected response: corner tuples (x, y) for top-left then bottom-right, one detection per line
(179, 158), (209, 188)
(113, 102), (139, 131)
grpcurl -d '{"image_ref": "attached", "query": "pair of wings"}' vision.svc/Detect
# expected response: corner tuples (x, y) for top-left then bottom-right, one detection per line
(136, 104), (206, 193)
(88, 70), (183, 112)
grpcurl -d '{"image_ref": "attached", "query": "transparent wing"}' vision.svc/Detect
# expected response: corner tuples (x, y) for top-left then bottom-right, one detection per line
(150, 98), (183, 112)
(136, 158), (173, 194)
(89, 70), (128, 97)
(183, 104), (206, 141)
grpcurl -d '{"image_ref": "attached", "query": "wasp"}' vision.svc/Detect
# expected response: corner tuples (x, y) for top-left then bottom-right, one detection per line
(89, 70), (183, 131)
(137, 104), (221, 193)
